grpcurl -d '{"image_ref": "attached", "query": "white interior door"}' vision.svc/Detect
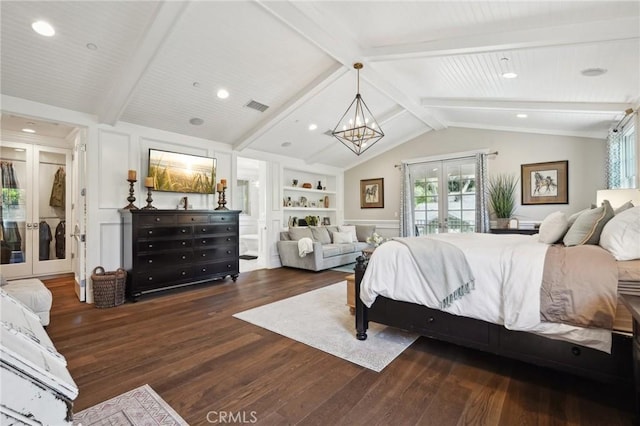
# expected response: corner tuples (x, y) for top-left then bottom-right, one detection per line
(71, 130), (87, 301)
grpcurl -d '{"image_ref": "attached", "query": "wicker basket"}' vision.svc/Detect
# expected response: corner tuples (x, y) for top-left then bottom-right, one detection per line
(91, 266), (126, 308)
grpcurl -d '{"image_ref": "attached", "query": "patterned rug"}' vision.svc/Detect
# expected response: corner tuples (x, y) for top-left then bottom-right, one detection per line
(233, 281), (418, 372)
(73, 384), (187, 426)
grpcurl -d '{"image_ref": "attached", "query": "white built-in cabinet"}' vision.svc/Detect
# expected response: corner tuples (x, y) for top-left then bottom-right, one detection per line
(282, 167), (337, 227)
(0, 141), (71, 278)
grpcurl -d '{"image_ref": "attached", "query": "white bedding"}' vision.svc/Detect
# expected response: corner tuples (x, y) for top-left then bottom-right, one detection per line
(360, 233), (612, 352)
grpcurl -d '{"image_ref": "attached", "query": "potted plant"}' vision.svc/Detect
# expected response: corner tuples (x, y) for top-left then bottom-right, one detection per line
(488, 173), (518, 228)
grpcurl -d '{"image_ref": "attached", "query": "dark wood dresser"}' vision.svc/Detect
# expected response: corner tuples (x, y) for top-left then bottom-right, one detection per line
(120, 209), (240, 301)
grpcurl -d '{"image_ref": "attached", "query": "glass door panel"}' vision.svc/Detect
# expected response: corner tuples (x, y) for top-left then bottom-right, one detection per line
(445, 161), (476, 233)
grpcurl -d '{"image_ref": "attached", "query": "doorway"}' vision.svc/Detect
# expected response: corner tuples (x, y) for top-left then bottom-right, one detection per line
(236, 156), (266, 272)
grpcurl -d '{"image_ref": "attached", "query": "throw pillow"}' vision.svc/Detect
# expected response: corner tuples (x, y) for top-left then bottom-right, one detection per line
(338, 225), (358, 242)
(599, 206), (640, 260)
(563, 200), (614, 246)
(355, 225), (376, 242)
(309, 226), (331, 244)
(537, 211), (569, 244)
(332, 231), (353, 244)
(614, 200), (634, 215)
(288, 227), (313, 241)
(568, 208), (591, 226)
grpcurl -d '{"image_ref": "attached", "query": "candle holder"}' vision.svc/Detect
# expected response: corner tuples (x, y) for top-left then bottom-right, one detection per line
(123, 179), (139, 209)
(215, 186), (229, 210)
(141, 184), (157, 210)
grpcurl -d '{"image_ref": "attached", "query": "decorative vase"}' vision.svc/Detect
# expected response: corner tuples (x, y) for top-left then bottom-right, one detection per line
(317, 181), (322, 190)
(496, 218), (509, 229)
(324, 195), (329, 208)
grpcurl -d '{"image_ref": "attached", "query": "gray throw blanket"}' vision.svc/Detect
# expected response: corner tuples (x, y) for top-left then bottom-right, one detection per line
(393, 237), (475, 309)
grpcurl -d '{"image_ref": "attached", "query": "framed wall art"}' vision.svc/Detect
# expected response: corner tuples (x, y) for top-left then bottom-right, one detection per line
(360, 178), (384, 208)
(521, 160), (568, 205)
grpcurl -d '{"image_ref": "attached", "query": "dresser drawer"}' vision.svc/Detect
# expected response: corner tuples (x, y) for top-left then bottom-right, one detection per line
(136, 251), (193, 270)
(194, 235), (238, 247)
(178, 214), (210, 224)
(137, 239), (192, 252)
(210, 214), (237, 224)
(193, 260), (239, 277)
(194, 224), (238, 235)
(138, 214), (177, 225)
(194, 246), (237, 262)
(135, 267), (193, 289)
(138, 226), (192, 239)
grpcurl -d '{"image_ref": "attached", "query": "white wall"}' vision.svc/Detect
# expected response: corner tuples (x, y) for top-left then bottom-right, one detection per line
(344, 127), (607, 227)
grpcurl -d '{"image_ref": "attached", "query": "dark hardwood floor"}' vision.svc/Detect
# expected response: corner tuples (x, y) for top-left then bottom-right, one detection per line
(44, 269), (636, 425)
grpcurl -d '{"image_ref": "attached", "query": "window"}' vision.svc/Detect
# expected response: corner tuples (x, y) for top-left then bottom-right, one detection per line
(236, 179), (251, 215)
(608, 123), (637, 189)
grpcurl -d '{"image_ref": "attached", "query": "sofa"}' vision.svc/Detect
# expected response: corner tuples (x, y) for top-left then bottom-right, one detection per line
(277, 225), (375, 271)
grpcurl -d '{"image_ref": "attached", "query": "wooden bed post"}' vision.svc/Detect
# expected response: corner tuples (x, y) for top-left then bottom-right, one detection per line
(355, 256), (368, 340)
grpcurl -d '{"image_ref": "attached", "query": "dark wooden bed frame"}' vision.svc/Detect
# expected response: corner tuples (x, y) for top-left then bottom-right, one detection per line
(353, 257), (633, 384)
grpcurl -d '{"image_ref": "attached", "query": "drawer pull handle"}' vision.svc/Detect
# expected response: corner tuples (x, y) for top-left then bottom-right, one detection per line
(181, 271), (187, 276)
(202, 228), (206, 232)
(227, 264), (231, 268)
(221, 217), (225, 221)
(201, 268), (207, 272)
(148, 259), (153, 264)
(181, 241), (186, 246)
(148, 277), (153, 281)
(148, 230), (153, 235)
(201, 253), (207, 257)
(181, 255), (186, 260)
(191, 217), (195, 221)
(227, 250), (231, 254)
(181, 229), (186, 233)
(148, 244), (153, 248)
(202, 240), (207, 244)
(226, 238), (231, 241)
(427, 316), (435, 323)
(571, 347), (581, 356)
(227, 227), (231, 231)
(155, 217), (160, 222)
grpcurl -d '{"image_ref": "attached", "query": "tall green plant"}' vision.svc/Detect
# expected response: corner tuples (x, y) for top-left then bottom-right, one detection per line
(488, 174), (518, 218)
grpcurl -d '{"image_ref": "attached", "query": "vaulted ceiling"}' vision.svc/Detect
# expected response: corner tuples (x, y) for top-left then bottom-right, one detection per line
(1, 1), (638, 169)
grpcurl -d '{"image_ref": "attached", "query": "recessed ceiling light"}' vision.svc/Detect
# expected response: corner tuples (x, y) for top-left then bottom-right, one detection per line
(516, 113), (528, 118)
(32, 20), (55, 37)
(501, 72), (518, 79)
(86, 43), (98, 50)
(308, 124), (317, 131)
(581, 68), (607, 77)
(21, 128), (36, 133)
(281, 142), (292, 147)
(217, 89), (229, 99)
(189, 117), (204, 125)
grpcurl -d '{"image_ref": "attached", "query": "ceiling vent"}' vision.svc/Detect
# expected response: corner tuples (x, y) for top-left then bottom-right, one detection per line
(245, 100), (269, 112)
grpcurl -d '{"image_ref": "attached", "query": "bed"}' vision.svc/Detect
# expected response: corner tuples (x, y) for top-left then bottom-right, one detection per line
(354, 207), (640, 383)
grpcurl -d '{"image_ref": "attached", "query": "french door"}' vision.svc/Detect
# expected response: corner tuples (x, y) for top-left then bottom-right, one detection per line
(412, 157), (477, 235)
(1, 141), (72, 278)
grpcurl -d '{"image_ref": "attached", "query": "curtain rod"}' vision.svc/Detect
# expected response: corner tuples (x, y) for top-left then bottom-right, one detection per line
(394, 151), (498, 168)
(613, 108), (636, 132)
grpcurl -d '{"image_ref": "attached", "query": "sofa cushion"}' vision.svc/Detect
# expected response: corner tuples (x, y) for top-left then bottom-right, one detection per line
(322, 244), (342, 258)
(355, 225), (376, 242)
(310, 226), (331, 244)
(288, 227), (313, 241)
(338, 225), (358, 242)
(338, 243), (356, 254)
(332, 231), (353, 244)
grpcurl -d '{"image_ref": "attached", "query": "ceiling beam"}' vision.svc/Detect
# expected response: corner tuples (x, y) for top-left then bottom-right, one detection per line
(232, 62), (347, 151)
(365, 17), (640, 61)
(97, 2), (189, 125)
(420, 98), (633, 114)
(256, 0), (446, 131)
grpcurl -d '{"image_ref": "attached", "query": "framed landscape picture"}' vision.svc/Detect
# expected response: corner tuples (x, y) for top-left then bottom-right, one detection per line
(521, 160), (568, 205)
(360, 178), (384, 208)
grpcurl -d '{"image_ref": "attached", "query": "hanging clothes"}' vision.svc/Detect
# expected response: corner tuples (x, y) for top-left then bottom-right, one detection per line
(1, 161), (20, 189)
(49, 167), (65, 208)
(55, 220), (65, 259)
(2, 221), (22, 252)
(39, 221), (52, 260)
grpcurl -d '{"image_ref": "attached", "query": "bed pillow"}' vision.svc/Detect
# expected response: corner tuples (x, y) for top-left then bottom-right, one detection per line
(332, 231), (353, 244)
(614, 200), (634, 215)
(288, 227), (313, 241)
(309, 226), (331, 244)
(599, 206), (640, 260)
(537, 211), (569, 244)
(563, 200), (614, 246)
(338, 225), (358, 242)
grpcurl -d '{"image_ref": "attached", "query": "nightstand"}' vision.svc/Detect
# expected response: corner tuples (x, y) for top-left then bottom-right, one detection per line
(620, 294), (640, 416)
(490, 228), (538, 235)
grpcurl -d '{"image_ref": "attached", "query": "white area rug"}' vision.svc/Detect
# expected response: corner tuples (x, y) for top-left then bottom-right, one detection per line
(233, 281), (418, 372)
(330, 263), (357, 273)
(74, 384), (187, 425)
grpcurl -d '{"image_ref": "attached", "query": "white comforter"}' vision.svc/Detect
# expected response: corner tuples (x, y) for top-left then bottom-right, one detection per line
(360, 233), (612, 352)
